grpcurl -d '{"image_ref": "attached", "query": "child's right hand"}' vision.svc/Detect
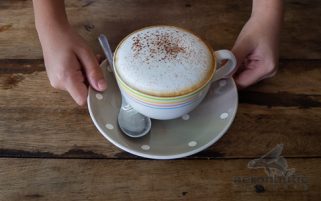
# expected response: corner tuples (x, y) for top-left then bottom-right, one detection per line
(39, 25), (107, 105)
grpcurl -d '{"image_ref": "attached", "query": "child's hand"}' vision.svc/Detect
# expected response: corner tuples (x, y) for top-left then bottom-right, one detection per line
(33, 0), (106, 105)
(232, 0), (283, 89)
(39, 26), (106, 105)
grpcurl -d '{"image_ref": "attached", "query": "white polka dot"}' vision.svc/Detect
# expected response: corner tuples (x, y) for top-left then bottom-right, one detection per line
(182, 114), (190, 120)
(141, 145), (150, 150)
(188, 141), (197, 147)
(219, 80), (227, 87)
(96, 93), (103, 100)
(220, 113), (229, 119)
(105, 123), (114, 130)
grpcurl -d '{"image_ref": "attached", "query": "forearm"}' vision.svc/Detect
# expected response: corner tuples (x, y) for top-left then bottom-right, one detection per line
(251, 0), (283, 28)
(33, 0), (73, 50)
(33, 0), (70, 37)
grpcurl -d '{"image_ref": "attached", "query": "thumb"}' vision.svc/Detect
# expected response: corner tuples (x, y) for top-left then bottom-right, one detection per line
(77, 48), (107, 91)
(233, 62), (266, 89)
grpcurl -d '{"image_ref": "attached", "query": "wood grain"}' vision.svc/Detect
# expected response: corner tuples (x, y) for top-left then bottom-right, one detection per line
(1, 60), (320, 159)
(0, 0), (320, 59)
(0, 158), (320, 201)
(1, 1), (320, 200)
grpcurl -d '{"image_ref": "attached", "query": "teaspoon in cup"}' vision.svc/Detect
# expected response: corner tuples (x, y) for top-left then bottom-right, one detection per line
(98, 34), (152, 138)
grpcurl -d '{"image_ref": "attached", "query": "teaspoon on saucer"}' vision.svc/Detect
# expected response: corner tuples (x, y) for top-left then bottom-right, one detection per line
(98, 34), (152, 138)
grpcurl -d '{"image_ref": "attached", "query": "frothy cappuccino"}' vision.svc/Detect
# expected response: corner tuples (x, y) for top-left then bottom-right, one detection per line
(114, 26), (215, 97)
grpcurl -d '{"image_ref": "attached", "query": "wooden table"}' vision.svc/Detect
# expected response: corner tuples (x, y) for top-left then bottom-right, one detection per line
(1, 1), (320, 200)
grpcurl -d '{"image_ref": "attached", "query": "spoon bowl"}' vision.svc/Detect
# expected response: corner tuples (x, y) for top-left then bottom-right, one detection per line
(118, 96), (151, 138)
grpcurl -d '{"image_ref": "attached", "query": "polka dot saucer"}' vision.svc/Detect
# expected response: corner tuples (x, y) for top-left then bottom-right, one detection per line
(87, 60), (238, 159)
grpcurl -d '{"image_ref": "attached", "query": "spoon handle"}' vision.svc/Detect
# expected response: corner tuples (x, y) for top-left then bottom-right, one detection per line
(98, 34), (114, 69)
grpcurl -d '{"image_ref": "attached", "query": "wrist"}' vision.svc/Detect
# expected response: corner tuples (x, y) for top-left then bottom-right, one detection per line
(35, 19), (71, 35)
(36, 22), (73, 47)
(250, 0), (284, 35)
(251, 0), (283, 24)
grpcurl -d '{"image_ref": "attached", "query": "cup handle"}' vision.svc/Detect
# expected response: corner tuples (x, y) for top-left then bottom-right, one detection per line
(211, 50), (237, 83)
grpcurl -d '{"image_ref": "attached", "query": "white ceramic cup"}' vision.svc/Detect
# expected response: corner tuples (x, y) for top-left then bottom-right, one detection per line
(113, 26), (237, 120)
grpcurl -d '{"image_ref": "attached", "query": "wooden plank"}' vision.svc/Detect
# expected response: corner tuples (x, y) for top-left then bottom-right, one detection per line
(0, 0), (320, 59)
(1, 60), (320, 158)
(0, 158), (320, 201)
(1, 59), (321, 95)
(2, 104), (320, 159)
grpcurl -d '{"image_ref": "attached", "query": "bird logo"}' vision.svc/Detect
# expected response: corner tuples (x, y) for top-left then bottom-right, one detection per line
(248, 144), (295, 177)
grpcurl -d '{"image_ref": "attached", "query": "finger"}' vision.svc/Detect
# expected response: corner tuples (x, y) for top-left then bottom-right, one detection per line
(76, 48), (107, 91)
(232, 40), (252, 69)
(234, 60), (269, 89)
(65, 73), (88, 106)
(233, 62), (245, 79)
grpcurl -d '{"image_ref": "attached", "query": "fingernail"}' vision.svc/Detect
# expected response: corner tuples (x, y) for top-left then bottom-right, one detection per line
(76, 96), (86, 106)
(98, 79), (107, 90)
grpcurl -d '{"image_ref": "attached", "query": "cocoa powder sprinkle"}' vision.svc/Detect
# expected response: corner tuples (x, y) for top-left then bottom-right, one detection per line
(131, 30), (189, 62)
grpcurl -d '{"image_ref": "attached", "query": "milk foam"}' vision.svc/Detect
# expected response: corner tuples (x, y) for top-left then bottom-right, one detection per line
(114, 26), (214, 96)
